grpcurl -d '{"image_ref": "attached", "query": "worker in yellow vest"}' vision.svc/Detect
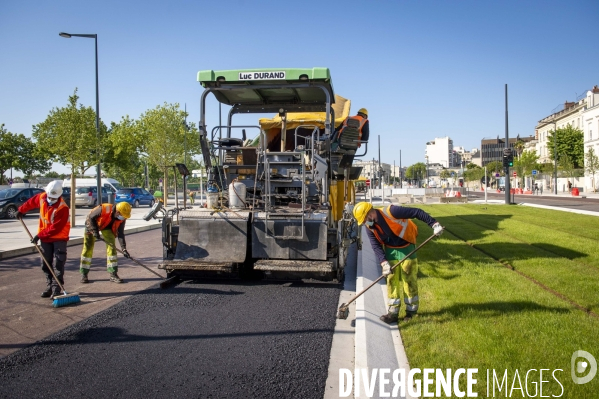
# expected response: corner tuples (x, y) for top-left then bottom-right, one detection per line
(80, 202), (132, 283)
(17, 181), (71, 298)
(353, 202), (443, 323)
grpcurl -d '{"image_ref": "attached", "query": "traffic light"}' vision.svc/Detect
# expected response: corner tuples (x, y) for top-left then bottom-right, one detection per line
(503, 155), (509, 168)
(508, 154), (514, 167)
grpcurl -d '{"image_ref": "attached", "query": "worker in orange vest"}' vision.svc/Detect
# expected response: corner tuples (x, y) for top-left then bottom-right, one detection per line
(334, 108), (370, 146)
(353, 202), (443, 323)
(79, 202), (132, 284)
(17, 181), (71, 299)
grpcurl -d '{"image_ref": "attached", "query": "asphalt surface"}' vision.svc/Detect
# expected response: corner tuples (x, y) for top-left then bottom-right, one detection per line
(0, 237), (342, 398)
(474, 191), (599, 212)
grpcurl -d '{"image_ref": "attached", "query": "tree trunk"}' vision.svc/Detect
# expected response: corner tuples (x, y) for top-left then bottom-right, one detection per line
(163, 169), (168, 206)
(70, 168), (77, 227)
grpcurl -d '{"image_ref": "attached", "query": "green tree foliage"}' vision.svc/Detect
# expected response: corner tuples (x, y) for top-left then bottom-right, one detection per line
(439, 169), (451, 180)
(547, 125), (584, 168)
(486, 161), (504, 174)
(0, 124), (51, 183)
(33, 89), (107, 177)
(464, 164), (484, 187)
(138, 103), (200, 204)
(405, 162), (426, 186)
(514, 149), (540, 187)
(513, 140), (525, 159)
(585, 147), (599, 192)
(104, 116), (144, 187)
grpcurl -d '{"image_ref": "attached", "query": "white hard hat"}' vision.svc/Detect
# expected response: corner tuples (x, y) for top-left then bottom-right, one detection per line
(45, 180), (63, 198)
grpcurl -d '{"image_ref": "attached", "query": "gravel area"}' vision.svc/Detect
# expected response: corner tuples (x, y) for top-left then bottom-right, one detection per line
(0, 280), (340, 399)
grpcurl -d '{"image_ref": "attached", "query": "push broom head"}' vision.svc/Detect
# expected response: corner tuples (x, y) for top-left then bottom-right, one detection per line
(52, 292), (81, 308)
(338, 303), (349, 320)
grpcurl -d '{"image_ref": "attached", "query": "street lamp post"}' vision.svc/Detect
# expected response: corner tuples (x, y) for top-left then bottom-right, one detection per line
(59, 32), (102, 207)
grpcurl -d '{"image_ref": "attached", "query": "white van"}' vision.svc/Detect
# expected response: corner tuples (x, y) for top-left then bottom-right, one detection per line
(63, 178), (122, 192)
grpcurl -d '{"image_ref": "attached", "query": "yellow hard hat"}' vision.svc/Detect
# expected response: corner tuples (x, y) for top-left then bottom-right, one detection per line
(353, 202), (373, 225)
(116, 202), (132, 219)
(357, 108), (368, 117)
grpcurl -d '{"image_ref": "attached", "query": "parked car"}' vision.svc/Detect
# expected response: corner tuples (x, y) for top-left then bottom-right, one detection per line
(61, 187), (71, 204)
(115, 188), (155, 208)
(74, 186), (113, 208)
(0, 187), (45, 218)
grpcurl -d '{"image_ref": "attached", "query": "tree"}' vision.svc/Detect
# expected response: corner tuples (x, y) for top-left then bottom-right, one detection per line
(439, 169), (451, 180)
(547, 125), (584, 168)
(559, 154), (578, 183)
(138, 103), (200, 204)
(513, 140), (525, 160)
(33, 89), (107, 225)
(14, 137), (52, 179)
(33, 89), (107, 177)
(514, 149), (539, 188)
(464, 164), (483, 188)
(103, 116), (145, 187)
(585, 147), (599, 192)
(0, 124), (22, 184)
(0, 124), (51, 184)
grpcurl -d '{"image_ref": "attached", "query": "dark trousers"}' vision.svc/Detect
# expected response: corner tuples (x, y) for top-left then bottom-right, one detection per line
(40, 240), (67, 289)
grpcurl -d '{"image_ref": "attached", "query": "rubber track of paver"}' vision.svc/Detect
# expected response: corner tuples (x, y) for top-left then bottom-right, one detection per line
(0, 280), (341, 399)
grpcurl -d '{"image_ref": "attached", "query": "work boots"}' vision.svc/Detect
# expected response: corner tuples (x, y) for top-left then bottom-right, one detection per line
(380, 312), (399, 324)
(41, 286), (53, 298)
(80, 274), (89, 284)
(109, 272), (123, 283)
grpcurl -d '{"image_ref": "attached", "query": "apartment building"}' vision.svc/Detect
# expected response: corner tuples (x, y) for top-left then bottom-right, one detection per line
(582, 87), (599, 190)
(425, 137), (454, 168)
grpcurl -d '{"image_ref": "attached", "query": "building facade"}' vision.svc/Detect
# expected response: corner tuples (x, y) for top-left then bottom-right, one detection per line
(582, 87), (599, 191)
(480, 135), (535, 166)
(425, 137), (454, 168)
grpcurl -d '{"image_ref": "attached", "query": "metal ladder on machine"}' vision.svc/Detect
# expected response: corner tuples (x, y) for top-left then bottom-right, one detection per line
(254, 125), (335, 277)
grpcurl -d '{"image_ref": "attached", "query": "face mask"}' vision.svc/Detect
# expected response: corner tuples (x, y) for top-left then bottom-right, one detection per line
(365, 221), (374, 227)
(47, 197), (58, 205)
(116, 215), (125, 221)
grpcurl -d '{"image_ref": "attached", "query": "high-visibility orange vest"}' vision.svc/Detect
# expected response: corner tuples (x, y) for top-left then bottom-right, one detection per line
(370, 205), (418, 248)
(39, 193), (70, 240)
(338, 115), (367, 147)
(94, 204), (124, 236)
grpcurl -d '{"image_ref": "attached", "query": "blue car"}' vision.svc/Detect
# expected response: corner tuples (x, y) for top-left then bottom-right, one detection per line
(115, 188), (155, 208)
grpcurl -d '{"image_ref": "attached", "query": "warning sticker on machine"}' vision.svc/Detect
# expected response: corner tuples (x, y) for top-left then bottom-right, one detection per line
(239, 71), (286, 80)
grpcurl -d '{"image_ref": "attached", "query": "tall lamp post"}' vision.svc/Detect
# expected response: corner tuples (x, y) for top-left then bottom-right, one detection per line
(59, 32), (102, 208)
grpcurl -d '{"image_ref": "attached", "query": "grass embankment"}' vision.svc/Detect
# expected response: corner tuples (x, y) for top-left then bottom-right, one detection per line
(400, 204), (599, 398)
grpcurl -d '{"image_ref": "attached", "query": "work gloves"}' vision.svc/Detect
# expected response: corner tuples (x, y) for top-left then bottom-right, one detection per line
(122, 249), (131, 259)
(31, 235), (40, 245)
(16, 211), (24, 220)
(92, 231), (102, 241)
(433, 222), (444, 236)
(381, 261), (392, 277)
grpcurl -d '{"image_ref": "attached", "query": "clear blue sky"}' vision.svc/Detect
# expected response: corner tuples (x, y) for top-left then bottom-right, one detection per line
(1, 0), (598, 176)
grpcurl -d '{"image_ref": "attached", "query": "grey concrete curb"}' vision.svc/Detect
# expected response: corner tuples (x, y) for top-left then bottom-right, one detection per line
(0, 224), (162, 261)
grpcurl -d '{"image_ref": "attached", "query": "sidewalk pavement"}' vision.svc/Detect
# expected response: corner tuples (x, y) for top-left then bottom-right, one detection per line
(0, 206), (162, 260)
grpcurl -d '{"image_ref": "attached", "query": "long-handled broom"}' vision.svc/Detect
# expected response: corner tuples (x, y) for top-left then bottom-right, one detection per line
(19, 219), (81, 308)
(99, 238), (166, 280)
(337, 232), (440, 320)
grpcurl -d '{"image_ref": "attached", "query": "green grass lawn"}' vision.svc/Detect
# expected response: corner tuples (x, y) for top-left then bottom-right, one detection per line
(399, 204), (599, 398)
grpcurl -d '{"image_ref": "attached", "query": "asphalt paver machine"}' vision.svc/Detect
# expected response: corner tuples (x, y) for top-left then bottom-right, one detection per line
(158, 68), (367, 281)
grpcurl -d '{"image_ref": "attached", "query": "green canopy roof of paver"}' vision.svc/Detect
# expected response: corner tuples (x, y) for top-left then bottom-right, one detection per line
(197, 67), (335, 112)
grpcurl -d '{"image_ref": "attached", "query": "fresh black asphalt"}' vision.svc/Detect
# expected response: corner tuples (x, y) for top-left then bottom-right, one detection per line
(0, 265), (341, 399)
